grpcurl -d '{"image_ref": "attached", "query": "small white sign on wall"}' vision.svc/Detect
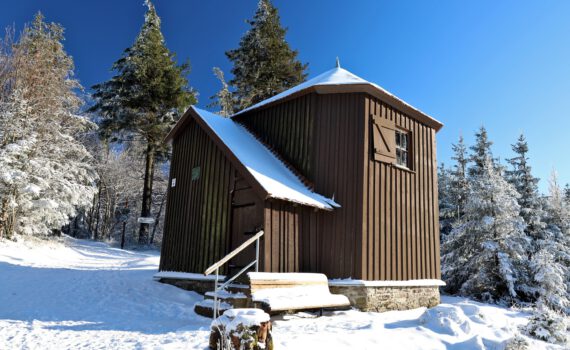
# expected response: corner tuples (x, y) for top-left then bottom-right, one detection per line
(137, 217), (155, 224)
(171, 178), (176, 187)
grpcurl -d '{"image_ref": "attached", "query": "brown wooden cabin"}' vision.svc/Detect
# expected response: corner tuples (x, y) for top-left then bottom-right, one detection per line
(159, 67), (443, 281)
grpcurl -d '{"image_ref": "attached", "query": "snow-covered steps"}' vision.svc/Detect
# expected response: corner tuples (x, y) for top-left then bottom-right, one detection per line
(194, 286), (254, 317)
(194, 298), (233, 318)
(205, 290), (249, 308)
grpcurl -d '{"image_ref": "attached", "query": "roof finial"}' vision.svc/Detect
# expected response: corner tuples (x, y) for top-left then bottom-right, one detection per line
(336, 56), (341, 68)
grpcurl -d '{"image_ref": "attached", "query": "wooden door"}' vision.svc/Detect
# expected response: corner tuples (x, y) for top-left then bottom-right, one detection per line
(229, 174), (263, 275)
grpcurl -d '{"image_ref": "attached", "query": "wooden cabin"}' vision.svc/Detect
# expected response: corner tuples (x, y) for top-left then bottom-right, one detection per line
(159, 67), (443, 286)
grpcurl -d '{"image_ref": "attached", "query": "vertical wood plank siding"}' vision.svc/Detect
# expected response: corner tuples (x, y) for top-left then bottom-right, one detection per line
(161, 91), (440, 281)
(361, 96), (440, 280)
(159, 119), (235, 274)
(234, 94), (315, 182)
(240, 93), (365, 279)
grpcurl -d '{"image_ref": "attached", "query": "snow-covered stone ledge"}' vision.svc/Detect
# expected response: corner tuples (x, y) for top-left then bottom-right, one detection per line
(154, 271), (227, 294)
(153, 271), (226, 281)
(329, 279), (446, 287)
(328, 279), (444, 312)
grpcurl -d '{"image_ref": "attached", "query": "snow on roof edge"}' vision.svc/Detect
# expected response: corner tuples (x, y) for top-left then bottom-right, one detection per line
(191, 106), (338, 210)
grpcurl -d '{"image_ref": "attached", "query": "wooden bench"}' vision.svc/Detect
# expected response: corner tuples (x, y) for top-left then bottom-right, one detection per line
(247, 272), (351, 314)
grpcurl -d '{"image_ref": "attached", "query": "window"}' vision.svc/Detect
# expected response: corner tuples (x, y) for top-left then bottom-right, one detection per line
(371, 113), (412, 170)
(395, 129), (409, 168)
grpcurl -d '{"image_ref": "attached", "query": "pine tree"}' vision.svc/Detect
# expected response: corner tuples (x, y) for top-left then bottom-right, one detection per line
(89, 1), (196, 244)
(226, 0), (308, 110)
(449, 135), (469, 221)
(468, 126), (494, 178)
(208, 67), (234, 117)
(442, 157), (528, 302)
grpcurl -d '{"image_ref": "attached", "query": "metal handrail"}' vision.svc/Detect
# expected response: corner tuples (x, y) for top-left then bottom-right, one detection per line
(204, 230), (264, 276)
(203, 230), (264, 318)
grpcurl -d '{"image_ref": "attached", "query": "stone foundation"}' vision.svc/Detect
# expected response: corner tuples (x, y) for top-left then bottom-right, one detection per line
(329, 283), (441, 312)
(157, 277), (217, 295)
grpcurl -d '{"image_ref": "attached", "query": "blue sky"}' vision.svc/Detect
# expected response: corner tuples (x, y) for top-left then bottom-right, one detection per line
(2, 1), (569, 192)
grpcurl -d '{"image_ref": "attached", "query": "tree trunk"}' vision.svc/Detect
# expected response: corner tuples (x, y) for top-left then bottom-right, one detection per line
(88, 190), (97, 233)
(94, 183), (102, 240)
(139, 143), (156, 245)
(0, 198), (8, 239)
(150, 190), (166, 245)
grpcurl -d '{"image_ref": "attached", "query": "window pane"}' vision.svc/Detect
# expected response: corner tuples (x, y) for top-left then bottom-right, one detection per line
(396, 131), (400, 147)
(402, 151), (407, 166)
(402, 133), (407, 148)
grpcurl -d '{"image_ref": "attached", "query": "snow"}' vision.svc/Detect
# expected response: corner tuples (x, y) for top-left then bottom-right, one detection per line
(205, 290), (247, 299)
(212, 309), (270, 332)
(0, 237), (561, 349)
(192, 106), (338, 210)
(232, 67), (442, 129)
(252, 285), (350, 311)
(248, 271), (329, 282)
(329, 278), (447, 287)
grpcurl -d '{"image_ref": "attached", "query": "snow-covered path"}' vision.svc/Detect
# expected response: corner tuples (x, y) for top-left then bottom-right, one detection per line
(0, 237), (559, 349)
(0, 237), (211, 349)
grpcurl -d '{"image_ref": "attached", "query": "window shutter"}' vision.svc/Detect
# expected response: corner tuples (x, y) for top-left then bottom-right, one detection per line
(371, 114), (396, 163)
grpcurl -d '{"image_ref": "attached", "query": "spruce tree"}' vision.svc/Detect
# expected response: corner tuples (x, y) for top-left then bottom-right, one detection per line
(564, 184), (570, 205)
(545, 171), (570, 234)
(438, 163), (455, 239)
(226, 0), (308, 110)
(468, 126), (494, 178)
(89, 1), (196, 244)
(208, 67), (234, 117)
(449, 135), (469, 221)
(442, 157), (528, 302)
(505, 134), (545, 242)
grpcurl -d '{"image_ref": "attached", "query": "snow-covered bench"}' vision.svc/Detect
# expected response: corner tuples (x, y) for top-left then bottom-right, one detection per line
(248, 272), (351, 314)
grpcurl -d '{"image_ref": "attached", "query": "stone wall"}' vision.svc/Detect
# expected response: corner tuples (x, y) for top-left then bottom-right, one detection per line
(329, 284), (440, 312)
(158, 277), (216, 295)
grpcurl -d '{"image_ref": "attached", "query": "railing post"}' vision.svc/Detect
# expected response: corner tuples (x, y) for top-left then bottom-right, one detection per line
(255, 236), (260, 272)
(214, 267), (219, 318)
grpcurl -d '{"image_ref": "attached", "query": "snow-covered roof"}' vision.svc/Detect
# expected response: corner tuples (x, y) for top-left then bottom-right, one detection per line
(191, 106), (338, 210)
(232, 67), (443, 131)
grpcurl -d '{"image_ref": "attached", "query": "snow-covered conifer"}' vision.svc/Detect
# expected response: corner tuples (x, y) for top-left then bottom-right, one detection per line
(209, 67), (235, 117)
(505, 134), (545, 242)
(449, 135), (469, 221)
(442, 157), (528, 302)
(544, 171), (570, 234)
(468, 126), (495, 178)
(0, 14), (97, 237)
(529, 247), (568, 313)
(524, 304), (569, 345)
(89, 0), (196, 244)
(438, 163), (455, 239)
(226, 0), (308, 109)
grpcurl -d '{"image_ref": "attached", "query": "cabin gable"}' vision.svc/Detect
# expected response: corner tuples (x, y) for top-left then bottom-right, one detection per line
(160, 118), (264, 274)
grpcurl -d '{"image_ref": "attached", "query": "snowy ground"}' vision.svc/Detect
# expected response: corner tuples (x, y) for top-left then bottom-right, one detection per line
(0, 237), (560, 349)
